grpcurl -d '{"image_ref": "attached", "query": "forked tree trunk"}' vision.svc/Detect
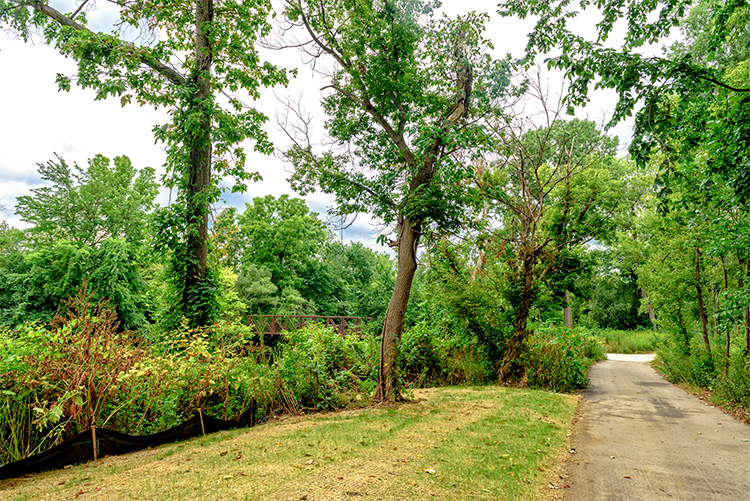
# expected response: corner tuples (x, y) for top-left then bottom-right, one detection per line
(374, 217), (421, 402)
(182, 0), (214, 326)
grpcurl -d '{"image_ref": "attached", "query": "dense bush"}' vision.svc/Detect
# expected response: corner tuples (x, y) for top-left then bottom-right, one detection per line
(655, 339), (717, 388)
(0, 292), (377, 464)
(655, 334), (750, 414)
(524, 326), (606, 392)
(276, 324), (378, 410)
(595, 328), (665, 354)
(398, 321), (494, 388)
(397, 322), (606, 393)
(713, 351), (750, 411)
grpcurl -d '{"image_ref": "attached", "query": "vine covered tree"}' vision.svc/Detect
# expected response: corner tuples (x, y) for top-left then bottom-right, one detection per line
(282, 0), (509, 401)
(1, 0), (289, 326)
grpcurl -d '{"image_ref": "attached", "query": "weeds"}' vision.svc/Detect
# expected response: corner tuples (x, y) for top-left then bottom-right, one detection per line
(0, 288), (377, 465)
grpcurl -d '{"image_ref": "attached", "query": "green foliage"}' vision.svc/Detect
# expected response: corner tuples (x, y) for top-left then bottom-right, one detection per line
(235, 263), (280, 315)
(0, 287), (146, 461)
(0, 308), (379, 464)
(216, 266), (246, 323)
(524, 326), (606, 393)
(1, 0), (290, 328)
(276, 324), (378, 410)
(0, 238), (149, 330)
(238, 195), (331, 292)
(656, 338), (719, 387)
(15, 154), (158, 247)
(500, 0), (750, 202)
(712, 350), (750, 410)
(595, 328), (666, 354)
(398, 321), (493, 388)
(589, 275), (650, 330)
(0, 155), (154, 330)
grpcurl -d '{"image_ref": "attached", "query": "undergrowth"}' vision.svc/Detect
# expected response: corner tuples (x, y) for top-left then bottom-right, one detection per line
(0, 289), (376, 464)
(655, 333), (750, 417)
(596, 328), (665, 353)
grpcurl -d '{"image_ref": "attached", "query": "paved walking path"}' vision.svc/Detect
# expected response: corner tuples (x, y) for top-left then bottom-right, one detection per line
(563, 355), (750, 500)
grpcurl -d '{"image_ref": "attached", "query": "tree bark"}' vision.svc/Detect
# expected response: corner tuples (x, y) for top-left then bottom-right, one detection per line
(721, 256), (730, 365)
(676, 300), (690, 354)
(182, 0), (214, 326)
(745, 256), (750, 355)
(563, 289), (573, 328)
(641, 289), (657, 331)
(695, 248), (711, 357)
(374, 216), (420, 402)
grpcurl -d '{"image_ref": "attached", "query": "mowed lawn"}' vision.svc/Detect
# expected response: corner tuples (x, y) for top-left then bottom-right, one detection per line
(0, 387), (578, 501)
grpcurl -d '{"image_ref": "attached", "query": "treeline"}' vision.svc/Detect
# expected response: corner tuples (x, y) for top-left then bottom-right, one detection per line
(0, 156), (394, 334)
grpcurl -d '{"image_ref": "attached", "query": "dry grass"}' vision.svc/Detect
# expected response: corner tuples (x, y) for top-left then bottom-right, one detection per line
(0, 386), (577, 501)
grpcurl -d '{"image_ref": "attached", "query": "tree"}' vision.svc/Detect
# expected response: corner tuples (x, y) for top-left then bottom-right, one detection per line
(479, 83), (635, 382)
(237, 195), (331, 293)
(282, 0), (508, 401)
(15, 154), (158, 247)
(498, 0), (750, 199)
(0, 238), (149, 329)
(1, 0), (289, 326)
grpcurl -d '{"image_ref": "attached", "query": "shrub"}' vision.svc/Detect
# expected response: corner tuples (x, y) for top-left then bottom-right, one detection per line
(398, 321), (493, 388)
(275, 323), (377, 410)
(654, 338), (717, 388)
(0, 287), (146, 462)
(712, 350), (750, 410)
(596, 328), (665, 354)
(0, 314), (377, 464)
(524, 326), (606, 392)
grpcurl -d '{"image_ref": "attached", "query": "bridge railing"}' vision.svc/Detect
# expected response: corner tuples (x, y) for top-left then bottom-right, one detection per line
(243, 315), (366, 337)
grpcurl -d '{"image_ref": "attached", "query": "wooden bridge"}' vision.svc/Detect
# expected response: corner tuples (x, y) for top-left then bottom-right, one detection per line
(243, 315), (367, 337)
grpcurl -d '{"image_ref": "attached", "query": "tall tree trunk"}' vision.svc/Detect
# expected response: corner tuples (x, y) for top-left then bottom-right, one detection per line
(498, 254), (534, 384)
(736, 254), (750, 355)
(745, 256), (750, 355)
(710, 283), (718, 340)
(641, 289), (657, 331)
(374, 217), (421, 402)
(695, 248), (711, 357)
(182, 0), (214, 326)
(676, 300), (690, 355)
(563, 289), (573, 328)
(721, 256), (730, 367)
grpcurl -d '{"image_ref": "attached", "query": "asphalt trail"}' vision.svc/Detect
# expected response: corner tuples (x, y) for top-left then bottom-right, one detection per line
(563, 356), (750, 500)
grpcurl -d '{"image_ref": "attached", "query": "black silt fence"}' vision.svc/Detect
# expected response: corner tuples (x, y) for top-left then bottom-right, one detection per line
(0, 404), (255, 480)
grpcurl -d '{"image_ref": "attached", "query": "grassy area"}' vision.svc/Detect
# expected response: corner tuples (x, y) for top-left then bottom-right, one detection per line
(596, 328), (665, 354)
(0, 387), (577, 501)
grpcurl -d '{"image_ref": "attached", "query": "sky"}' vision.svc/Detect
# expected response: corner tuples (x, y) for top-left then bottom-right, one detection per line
(0, 0), (635, 250)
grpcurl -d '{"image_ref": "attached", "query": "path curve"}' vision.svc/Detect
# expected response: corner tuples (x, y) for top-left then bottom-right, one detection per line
(563, 355), (750, 500)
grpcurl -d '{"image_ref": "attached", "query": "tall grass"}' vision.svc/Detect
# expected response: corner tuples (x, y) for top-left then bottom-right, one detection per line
(524, 325), (607, 392)
(596, 328), (665, 353)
